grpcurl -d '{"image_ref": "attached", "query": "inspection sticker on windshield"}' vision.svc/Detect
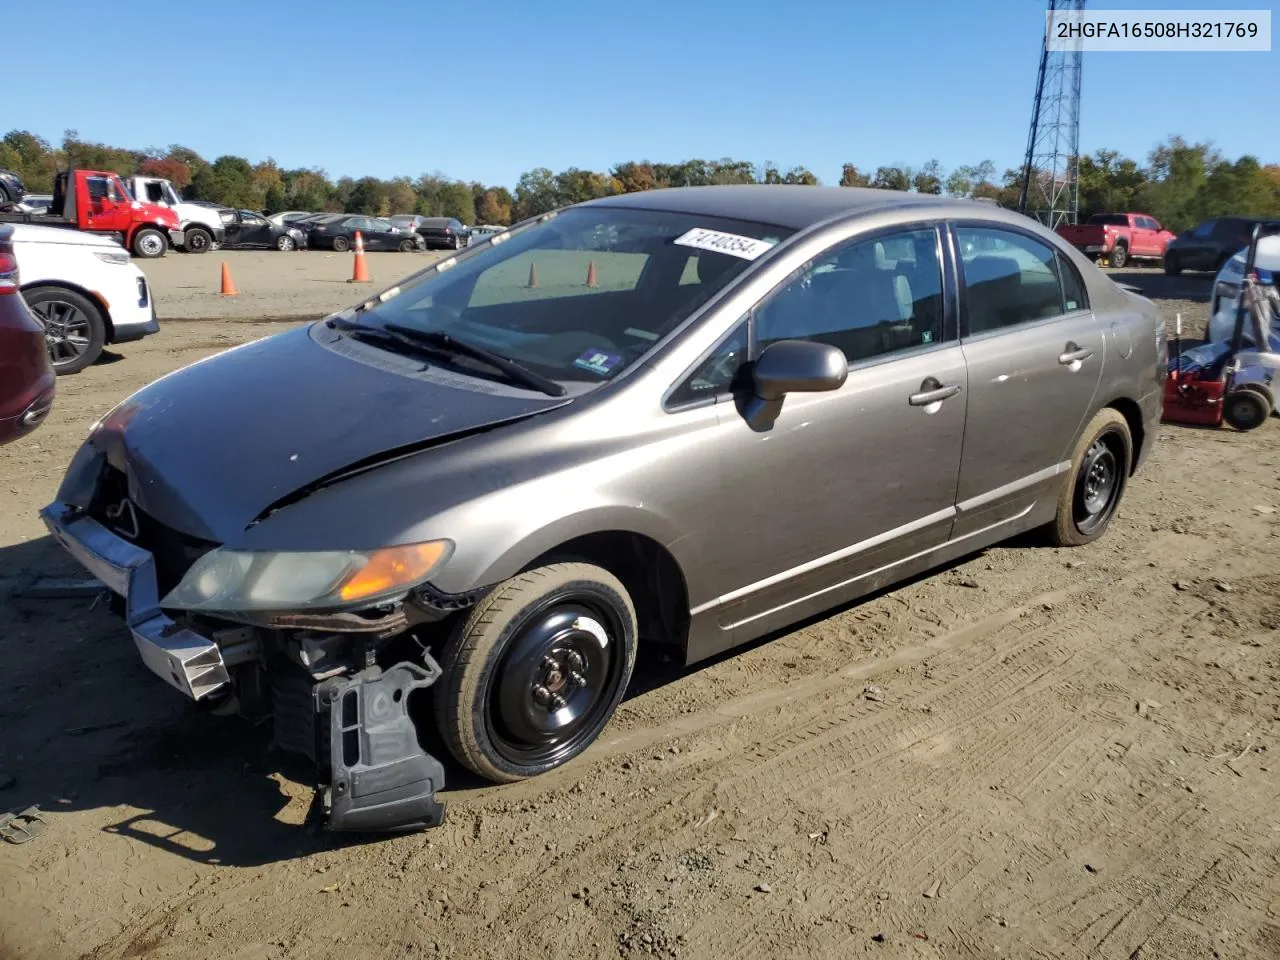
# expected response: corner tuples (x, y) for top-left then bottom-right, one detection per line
(574, 349), (622, 376)
(673, 228), (775, 261)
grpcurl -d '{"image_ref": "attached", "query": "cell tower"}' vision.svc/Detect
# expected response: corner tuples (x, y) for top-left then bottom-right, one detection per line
(1018, 0), (1086, 228)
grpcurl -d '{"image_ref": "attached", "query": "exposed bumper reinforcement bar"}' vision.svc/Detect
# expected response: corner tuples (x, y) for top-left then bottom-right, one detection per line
(317, 659), (448, 832)
(39, 503), (231, 700)
(39, 500), (448, 834)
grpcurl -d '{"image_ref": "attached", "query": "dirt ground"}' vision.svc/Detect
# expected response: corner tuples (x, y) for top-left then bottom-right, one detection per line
(1, 260), (1278, 960)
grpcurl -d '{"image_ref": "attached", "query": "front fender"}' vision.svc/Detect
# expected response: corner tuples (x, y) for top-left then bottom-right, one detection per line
(437, 503), (694, 597)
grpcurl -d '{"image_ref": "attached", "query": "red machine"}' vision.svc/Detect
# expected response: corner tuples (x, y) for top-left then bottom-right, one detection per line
(1161, 221), (1279, 432)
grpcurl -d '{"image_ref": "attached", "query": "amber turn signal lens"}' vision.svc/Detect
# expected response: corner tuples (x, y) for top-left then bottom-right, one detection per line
(338, 541), (449, 602)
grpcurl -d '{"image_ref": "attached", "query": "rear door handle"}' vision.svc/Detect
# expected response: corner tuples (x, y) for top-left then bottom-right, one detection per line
(1059, 345), (1094, 365)
(908, 382), (963, 406)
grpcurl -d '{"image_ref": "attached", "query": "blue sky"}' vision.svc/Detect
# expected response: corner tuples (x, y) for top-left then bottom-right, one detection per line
(7, 0), (1274, 188)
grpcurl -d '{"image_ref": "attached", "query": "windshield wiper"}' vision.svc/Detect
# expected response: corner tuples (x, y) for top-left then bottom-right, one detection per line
(383, 323), (567, 397)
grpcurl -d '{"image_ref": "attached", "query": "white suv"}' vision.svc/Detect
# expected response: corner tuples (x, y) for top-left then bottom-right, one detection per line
(12, 224), (160, 374)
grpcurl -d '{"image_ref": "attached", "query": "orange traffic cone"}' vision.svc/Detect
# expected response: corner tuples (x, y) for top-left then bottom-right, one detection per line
(219, 261), (237, 296)
(348, 230), (370, 283)
(527, 262), (538, 288)
(586, 259), (598, 288)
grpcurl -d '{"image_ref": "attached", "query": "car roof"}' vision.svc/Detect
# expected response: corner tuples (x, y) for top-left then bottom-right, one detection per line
(579, 185), (963, 231)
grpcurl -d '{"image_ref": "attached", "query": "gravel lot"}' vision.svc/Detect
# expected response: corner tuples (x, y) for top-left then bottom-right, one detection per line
(1, 258), (1278, 960)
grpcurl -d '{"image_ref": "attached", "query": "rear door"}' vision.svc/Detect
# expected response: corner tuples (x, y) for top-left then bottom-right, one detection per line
(949, 221), (1105, 539)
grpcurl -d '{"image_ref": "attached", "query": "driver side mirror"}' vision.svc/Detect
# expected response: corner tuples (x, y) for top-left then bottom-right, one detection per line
(741, 339), (847, 430)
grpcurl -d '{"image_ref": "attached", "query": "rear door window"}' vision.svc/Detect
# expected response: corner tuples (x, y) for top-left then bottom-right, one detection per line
(956, 226), (1087, 333)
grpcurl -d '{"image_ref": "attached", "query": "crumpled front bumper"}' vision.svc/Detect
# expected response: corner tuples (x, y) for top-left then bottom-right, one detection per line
(38, 500), (448, 833)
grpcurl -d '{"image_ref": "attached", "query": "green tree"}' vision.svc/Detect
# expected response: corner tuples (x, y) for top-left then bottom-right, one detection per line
(513, 167), (559, 219)
(839, 163), (871, 187)
(872, 166), (911, 191)
(438, 181), (476, 223)
(913, 159), (943, 194)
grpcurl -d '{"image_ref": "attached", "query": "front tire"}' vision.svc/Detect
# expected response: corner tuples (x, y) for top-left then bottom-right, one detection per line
(331, 235), (350, 253)
(131, 228), (167, 259)
(184, 226), (213, 254)
(23, 286), (107, 375)
(276, 234), (296, 252)
(1048, 408), (1132, 547)
(1163, 252), (1181, 276)
(399, 239), (415, 252)
(434, 562), (638, 783)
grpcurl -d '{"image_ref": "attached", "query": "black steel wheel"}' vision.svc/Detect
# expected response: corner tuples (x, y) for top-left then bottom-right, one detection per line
(22, 286), (106, 375)
(435, 562), (638, 782)
(1223, 388), (1269, 431)
(1048, 407), (1132, 546)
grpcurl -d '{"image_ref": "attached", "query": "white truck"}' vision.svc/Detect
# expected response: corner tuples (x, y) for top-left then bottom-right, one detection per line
(122, 176), (226, 254)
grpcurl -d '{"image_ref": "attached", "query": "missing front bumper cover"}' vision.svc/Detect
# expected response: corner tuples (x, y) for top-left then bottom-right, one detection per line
(317, 657), (447, 832)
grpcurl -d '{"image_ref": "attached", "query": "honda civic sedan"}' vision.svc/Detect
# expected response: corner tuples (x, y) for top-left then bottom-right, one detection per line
(39, 186), (1167, 833)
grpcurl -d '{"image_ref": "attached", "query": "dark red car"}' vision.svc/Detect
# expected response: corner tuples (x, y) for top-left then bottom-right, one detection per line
(0, 225), (55, 446)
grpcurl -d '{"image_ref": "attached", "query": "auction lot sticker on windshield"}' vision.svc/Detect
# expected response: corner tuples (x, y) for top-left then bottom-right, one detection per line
(574, 349), (622, 376)
(674, 228), (775, 261)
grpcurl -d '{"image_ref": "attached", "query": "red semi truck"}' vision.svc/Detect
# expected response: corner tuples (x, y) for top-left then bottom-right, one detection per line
(0, 169), (182, 259)
(1055, 212), (1176, 269)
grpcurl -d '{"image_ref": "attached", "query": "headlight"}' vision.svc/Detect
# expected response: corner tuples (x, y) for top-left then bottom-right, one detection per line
(161, 540), (452, 613)
(94, 251), (131, 265)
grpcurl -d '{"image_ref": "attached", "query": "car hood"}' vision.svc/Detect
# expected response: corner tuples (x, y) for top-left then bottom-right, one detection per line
(133, 200), (180, 227)
(84, 322), (571, 544)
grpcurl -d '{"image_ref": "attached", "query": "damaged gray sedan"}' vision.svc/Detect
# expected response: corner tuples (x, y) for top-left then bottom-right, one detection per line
(39, 185), (1165, 832)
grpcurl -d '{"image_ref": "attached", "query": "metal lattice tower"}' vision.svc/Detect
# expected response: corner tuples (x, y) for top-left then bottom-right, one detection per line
(1018, 0), (1086, 228)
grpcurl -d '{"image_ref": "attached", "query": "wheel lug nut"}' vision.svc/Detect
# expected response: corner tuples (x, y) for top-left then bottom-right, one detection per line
(570, 671), (586, 688)
(549, 694), (567, 710)
(567, 651), (584, 670)
(533, 684), (551, 704)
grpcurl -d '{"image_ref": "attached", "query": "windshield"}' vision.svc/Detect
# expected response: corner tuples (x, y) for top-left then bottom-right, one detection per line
(348, 206), (793, 385)
(163, 182), (181, 205)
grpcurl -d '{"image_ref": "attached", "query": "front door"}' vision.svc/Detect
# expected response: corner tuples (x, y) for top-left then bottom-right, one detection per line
(949, 222), (1106, 539)
(236, 211), (272, 247)
(699, 225), (968, 634)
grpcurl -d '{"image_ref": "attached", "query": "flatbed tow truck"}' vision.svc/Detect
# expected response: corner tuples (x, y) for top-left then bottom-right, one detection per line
(0, 169), (182, 258)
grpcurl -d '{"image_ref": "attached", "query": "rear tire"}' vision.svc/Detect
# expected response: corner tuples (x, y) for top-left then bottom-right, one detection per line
(1048, 408), (1132, 547)
(22, 286), (107, 375)
(276, 234), (296, 252)
(434, 562), (638, 783)
(131, 228), (167, 259)
(1223, 388), (1270, 431)
(184, 226), (213, 254)
(332, 236), (350, 253)
(1109, 244), (1128, 269)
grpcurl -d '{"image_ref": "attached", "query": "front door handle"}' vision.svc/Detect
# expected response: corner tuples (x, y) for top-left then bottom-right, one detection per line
(908, 380), (963, 406)
(1059, 343), (1094, 365)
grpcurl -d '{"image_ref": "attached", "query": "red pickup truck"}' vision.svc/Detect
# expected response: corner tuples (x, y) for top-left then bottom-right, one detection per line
(0, 168), (182, 259)
(1055, 213), (1176, 269)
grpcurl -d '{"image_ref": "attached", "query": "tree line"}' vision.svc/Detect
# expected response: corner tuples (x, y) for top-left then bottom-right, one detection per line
(1, 128), (1276, 233)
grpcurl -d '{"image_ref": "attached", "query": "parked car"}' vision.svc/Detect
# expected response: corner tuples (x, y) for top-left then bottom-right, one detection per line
(266, 210), (315, 228)
(38, 185), (1166, 833)
(1056, 212), (1175, 268)
(220, 209), (307, 251)
(0, 168), (26, 205)
(469, 224), (507, 240)
(0, 225), (55, 445)
(13, 194), (52, 215)
(1163, 216), (1268, 275)
(306, 215), (425, 252)
(397, 215), (471, 250)
(10, 221), (160, 374)
(1206, 233), (1280, 342)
